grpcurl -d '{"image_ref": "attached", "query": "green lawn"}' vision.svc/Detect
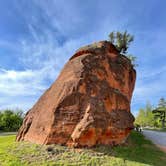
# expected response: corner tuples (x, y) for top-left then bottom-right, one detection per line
(0, 131), (166, 166)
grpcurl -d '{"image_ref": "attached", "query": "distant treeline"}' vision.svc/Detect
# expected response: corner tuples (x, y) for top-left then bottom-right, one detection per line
(0, 109), (24, 132)
(135, 98), (166, 128)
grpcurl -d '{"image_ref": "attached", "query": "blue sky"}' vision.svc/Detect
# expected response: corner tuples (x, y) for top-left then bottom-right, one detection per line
(0, 0), (165, 116)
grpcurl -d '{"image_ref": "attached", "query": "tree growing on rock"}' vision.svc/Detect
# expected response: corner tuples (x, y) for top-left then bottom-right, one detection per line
(108, 31), (137, 67)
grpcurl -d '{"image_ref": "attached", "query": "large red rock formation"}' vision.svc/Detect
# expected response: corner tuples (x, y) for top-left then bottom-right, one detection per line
(16, 41), (136, 147)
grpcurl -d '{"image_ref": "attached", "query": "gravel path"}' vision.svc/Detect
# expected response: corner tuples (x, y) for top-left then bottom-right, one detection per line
(143, 130), (166, 152)
(0, 132), (17, 136)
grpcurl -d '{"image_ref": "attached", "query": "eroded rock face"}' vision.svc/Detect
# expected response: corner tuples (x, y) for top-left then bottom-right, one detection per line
(16, 41), (136, 147)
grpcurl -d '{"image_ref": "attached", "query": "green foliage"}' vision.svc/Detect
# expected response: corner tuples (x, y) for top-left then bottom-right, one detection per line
(158, 97), (166, 108)
(136, 98), (166, 129)
(152, 97), (166, 128)
(108, 31), (137, 67)
(135, 102), (155, 127)
(109, 31), (134, 54)
(126, 54), (138, 67)
(0, 109), (23, 132)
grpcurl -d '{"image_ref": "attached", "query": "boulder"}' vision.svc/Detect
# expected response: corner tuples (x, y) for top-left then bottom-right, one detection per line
(16, 41), (136, 147)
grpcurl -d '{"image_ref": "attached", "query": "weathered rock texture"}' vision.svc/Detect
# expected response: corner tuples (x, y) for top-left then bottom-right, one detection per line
(16, 41), (136, 147)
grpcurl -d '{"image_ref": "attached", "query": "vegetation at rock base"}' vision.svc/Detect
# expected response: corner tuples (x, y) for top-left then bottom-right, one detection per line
(135, 98), (166, 129)
(108, 31), (138, 67)
(0, 131), (166, 166)
(0, 109), (23, 132)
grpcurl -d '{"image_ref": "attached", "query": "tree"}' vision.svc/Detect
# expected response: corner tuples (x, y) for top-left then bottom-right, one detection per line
(109, 31), (134, 54)
(135, 108), (146, 127)
(145, 102), (155, 126)
(108, 31), (137, 67)
(135, 102), (155, 127)
(0, 109), (24, 132)
(152, 98), (166, 128)
(0, 112), (3, 131)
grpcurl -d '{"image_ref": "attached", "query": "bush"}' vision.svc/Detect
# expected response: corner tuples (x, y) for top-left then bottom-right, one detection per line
(0, 109), (24, 132)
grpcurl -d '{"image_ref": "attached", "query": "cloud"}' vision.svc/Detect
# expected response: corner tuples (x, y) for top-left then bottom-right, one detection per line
(0, 22), (89, 110)
(0, 68), (46, 96)
(0, 95), (37, 111)
(131, 65), (166, 113)
(0, 67), (48, 110)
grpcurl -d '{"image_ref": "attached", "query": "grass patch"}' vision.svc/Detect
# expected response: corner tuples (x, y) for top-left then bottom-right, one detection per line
(0, 131), (166, 166)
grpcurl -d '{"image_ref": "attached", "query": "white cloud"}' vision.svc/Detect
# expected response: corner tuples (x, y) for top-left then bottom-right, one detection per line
(0, 68), (47, 96)
(0, 25), (87, 110)
(131, 68), (166, 112)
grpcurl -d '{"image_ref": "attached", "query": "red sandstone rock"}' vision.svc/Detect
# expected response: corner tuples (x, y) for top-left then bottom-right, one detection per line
(16, 41), (136, 147)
